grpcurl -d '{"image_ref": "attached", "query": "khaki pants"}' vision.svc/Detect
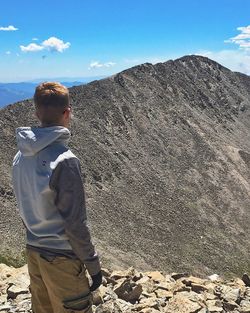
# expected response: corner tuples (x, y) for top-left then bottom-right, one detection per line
(26, 248), (93, 313)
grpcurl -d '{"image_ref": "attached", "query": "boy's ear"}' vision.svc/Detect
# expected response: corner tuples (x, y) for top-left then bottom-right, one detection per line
(63, 107), (71, 118)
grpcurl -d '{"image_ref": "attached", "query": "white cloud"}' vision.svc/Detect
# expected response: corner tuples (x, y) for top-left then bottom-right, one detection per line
(5, 51), (11, 55)
(32, 37), (39, 41)
(106, 61), (116, 67)
(196, 49), (250, 75)
(20, 43), (44, 52)
(195, 25), (250, 75)
(0, 25), (18, 31)
(89, 61), (116, 69)
(20, 36), (70, 53)
(42, 37), (70, 52)
(90, 61), (103, 68)
(227, 25), (250, 50)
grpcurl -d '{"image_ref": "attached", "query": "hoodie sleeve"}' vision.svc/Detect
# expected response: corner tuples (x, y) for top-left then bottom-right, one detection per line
(49, 157), (101, 276)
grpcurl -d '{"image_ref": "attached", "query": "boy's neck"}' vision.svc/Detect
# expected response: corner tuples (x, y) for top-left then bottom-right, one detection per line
(41, 122), (68, 128)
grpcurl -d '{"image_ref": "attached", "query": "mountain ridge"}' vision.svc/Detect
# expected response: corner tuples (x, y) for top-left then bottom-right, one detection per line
(1, 55), (250, 276)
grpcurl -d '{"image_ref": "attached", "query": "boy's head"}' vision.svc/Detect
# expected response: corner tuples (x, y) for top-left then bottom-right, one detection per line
(34, 82), (71, 128)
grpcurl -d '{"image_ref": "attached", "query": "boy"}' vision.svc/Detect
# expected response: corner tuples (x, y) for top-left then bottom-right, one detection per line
(12, 82), (102, 313)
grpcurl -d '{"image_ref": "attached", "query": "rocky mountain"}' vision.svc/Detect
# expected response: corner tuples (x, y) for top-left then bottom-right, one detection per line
(1, 55), (250, 277)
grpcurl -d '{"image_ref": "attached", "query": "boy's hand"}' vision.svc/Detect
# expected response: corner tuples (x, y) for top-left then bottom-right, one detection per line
(90, 271), (103, 291)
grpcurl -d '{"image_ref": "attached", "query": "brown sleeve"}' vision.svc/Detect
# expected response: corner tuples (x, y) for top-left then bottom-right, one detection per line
(49, 157), (101, 275)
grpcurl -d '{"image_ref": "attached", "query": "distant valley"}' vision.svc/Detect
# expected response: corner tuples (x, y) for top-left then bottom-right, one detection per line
(0, 76), (105, 107)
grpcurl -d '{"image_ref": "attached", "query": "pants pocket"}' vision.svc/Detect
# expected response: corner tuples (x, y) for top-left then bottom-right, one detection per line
(39, 253), (57, 262)
(40, 254), (75, 264)
(63, 292), (92, 312)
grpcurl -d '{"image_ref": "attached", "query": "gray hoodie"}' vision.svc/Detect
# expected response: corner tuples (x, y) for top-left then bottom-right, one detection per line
(12, 126), (101, 275)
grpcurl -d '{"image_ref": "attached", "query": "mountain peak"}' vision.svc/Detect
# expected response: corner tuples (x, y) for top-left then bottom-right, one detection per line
(1, 56), (250, 276)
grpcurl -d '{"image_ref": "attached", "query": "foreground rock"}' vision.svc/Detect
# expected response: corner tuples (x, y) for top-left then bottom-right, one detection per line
(0, 264), (31, 312)
(2, 264), (250, 312)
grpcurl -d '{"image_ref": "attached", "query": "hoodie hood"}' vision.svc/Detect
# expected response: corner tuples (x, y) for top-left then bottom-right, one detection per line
(16, 126), (71, 156)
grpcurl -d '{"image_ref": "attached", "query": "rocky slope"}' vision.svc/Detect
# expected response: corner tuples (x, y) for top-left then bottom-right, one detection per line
(2, 263), (250, 313)
(1, 55), (250, 275)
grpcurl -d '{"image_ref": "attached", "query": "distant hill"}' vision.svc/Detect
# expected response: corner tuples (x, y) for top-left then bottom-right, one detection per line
(0, 76), (106, 107)
(1, 56), (250, 276)
(0, 83), (34, 107)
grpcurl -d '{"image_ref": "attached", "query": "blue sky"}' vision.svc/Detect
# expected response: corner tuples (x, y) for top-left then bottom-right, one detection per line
(1, 0), (250, 82)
